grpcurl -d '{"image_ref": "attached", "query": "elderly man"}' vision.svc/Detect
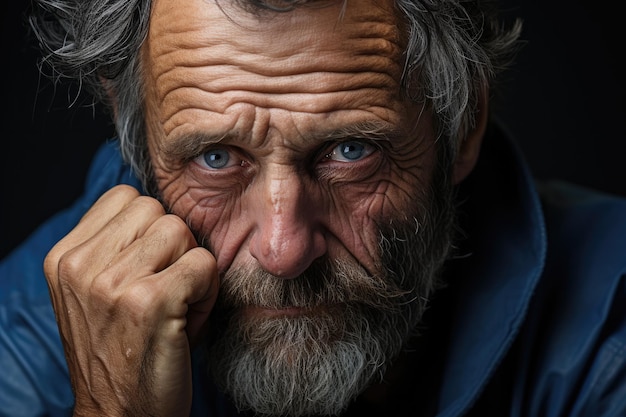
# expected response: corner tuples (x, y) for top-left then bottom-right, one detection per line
(1, 0), (625, 416)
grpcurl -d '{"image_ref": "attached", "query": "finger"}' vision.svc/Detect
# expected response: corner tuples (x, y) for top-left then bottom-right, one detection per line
(47, 194), (168, 288)
(70, 191), (166, 257)
(91, 213), (200, 288)
(156, 246), (219, 343)
(59, 185), (143, 253)
(44, 185), (143, 281)
(78, 185), (142, 231)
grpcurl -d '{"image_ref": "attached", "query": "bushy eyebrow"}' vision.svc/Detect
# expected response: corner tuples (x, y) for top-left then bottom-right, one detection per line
(162, 120), (399, 161)
(316, 120), (400, 143)
(161, 131), (233, 162)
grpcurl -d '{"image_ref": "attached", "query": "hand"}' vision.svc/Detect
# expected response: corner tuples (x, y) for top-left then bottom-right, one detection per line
(44, 185), (219, 417)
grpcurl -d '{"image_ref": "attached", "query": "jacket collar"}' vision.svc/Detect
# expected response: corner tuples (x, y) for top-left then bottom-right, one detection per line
(429, 119), (547, 416)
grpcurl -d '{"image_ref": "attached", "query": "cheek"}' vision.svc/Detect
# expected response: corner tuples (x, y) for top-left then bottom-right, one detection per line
(327, 193), (383, 271)
(331, 152), (431, 220)
(154, 165), (245, 256)
(327, 163), (430, 271)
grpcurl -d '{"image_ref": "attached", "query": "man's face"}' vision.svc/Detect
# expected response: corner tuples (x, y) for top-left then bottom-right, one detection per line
(142, 0), (454, 414)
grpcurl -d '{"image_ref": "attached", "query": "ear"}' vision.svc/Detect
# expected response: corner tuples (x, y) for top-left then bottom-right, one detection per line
(452, 88), (489, 185)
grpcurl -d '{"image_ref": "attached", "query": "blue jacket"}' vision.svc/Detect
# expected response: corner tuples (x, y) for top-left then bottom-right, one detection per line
(1, 123), (625, 416)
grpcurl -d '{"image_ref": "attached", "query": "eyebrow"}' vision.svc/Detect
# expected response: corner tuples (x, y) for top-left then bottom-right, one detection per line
(162, 120), (400, 161)
(317, 120), (400, 143)
(161, 131), (233, 162)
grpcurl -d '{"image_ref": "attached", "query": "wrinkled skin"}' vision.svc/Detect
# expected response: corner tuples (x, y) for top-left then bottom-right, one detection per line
(144, 0), (438, 279)
(43, 0), (482, 415)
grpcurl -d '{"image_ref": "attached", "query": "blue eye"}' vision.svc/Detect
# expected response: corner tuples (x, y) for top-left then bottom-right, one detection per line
(202, 149), (230, 169)
(326, 141), (374, 162)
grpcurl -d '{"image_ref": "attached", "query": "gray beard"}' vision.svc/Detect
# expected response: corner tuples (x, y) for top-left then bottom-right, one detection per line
(203, 176), (456, 416)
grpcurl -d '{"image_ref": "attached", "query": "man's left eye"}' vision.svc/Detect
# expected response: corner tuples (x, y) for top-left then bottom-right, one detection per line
(325, 141), (375, 162)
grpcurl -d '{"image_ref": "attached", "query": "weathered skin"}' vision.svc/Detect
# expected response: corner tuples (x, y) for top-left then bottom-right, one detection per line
(143, 0), (437, 279)
(43, 0), (485, 415)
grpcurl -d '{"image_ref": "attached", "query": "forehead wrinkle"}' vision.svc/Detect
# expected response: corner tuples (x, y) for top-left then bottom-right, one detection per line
(150, 48), (402, 105)
(148, 39), (403, 123)
(159, 90), (400, 133)
(155, 73), (399, 117)
(144, 1), (406, 125)
(146, 0), (403, 79)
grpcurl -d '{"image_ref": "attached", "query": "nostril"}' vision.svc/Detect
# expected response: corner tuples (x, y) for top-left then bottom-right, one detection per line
(249, 228), (327, 279)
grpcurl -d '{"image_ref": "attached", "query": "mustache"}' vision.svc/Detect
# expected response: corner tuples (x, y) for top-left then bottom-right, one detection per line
(215, 256), (413, 312)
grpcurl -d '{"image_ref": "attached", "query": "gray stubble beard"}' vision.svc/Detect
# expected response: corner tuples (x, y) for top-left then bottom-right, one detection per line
(204, 174), (456, 417)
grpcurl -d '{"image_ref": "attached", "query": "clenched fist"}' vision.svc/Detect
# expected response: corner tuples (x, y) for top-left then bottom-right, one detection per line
(43, 185), (219, 417)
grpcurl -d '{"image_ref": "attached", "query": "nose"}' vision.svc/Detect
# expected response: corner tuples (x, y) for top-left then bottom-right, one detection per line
(248, 169), (327, 279)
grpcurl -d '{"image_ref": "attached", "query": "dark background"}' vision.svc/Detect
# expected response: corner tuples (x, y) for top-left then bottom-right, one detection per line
(2, 1), (625, 259)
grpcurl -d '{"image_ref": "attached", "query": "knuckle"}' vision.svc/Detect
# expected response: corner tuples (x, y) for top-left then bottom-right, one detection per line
(121, 280), (165, 315)
(151, 214), (196, 246)
(89, 269), (117, 300)
(43, 248), (62, 281)
(90, 273), (164, 318)
(55, 249), (89, 285)
(109, 184), (141, 200)
(183, 247), (218, 279)
(43, 237), (77, 282)
(160, 214), (191, 235)
(131, 195), (166, 217)
(189, 246), (217, 268)
(97, 184), (141, 209)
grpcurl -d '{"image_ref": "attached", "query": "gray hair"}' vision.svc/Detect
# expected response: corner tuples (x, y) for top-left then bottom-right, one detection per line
(30, 0), (521, 190)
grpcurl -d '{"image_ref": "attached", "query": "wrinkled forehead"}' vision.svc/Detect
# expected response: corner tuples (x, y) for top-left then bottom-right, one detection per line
(144, 0), (403, 65)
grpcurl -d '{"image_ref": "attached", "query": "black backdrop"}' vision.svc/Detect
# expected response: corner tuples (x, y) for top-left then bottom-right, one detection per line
(2, 1), (625, 258)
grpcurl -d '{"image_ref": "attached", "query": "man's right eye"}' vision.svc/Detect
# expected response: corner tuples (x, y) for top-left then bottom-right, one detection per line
(195, 148), (235, 169)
